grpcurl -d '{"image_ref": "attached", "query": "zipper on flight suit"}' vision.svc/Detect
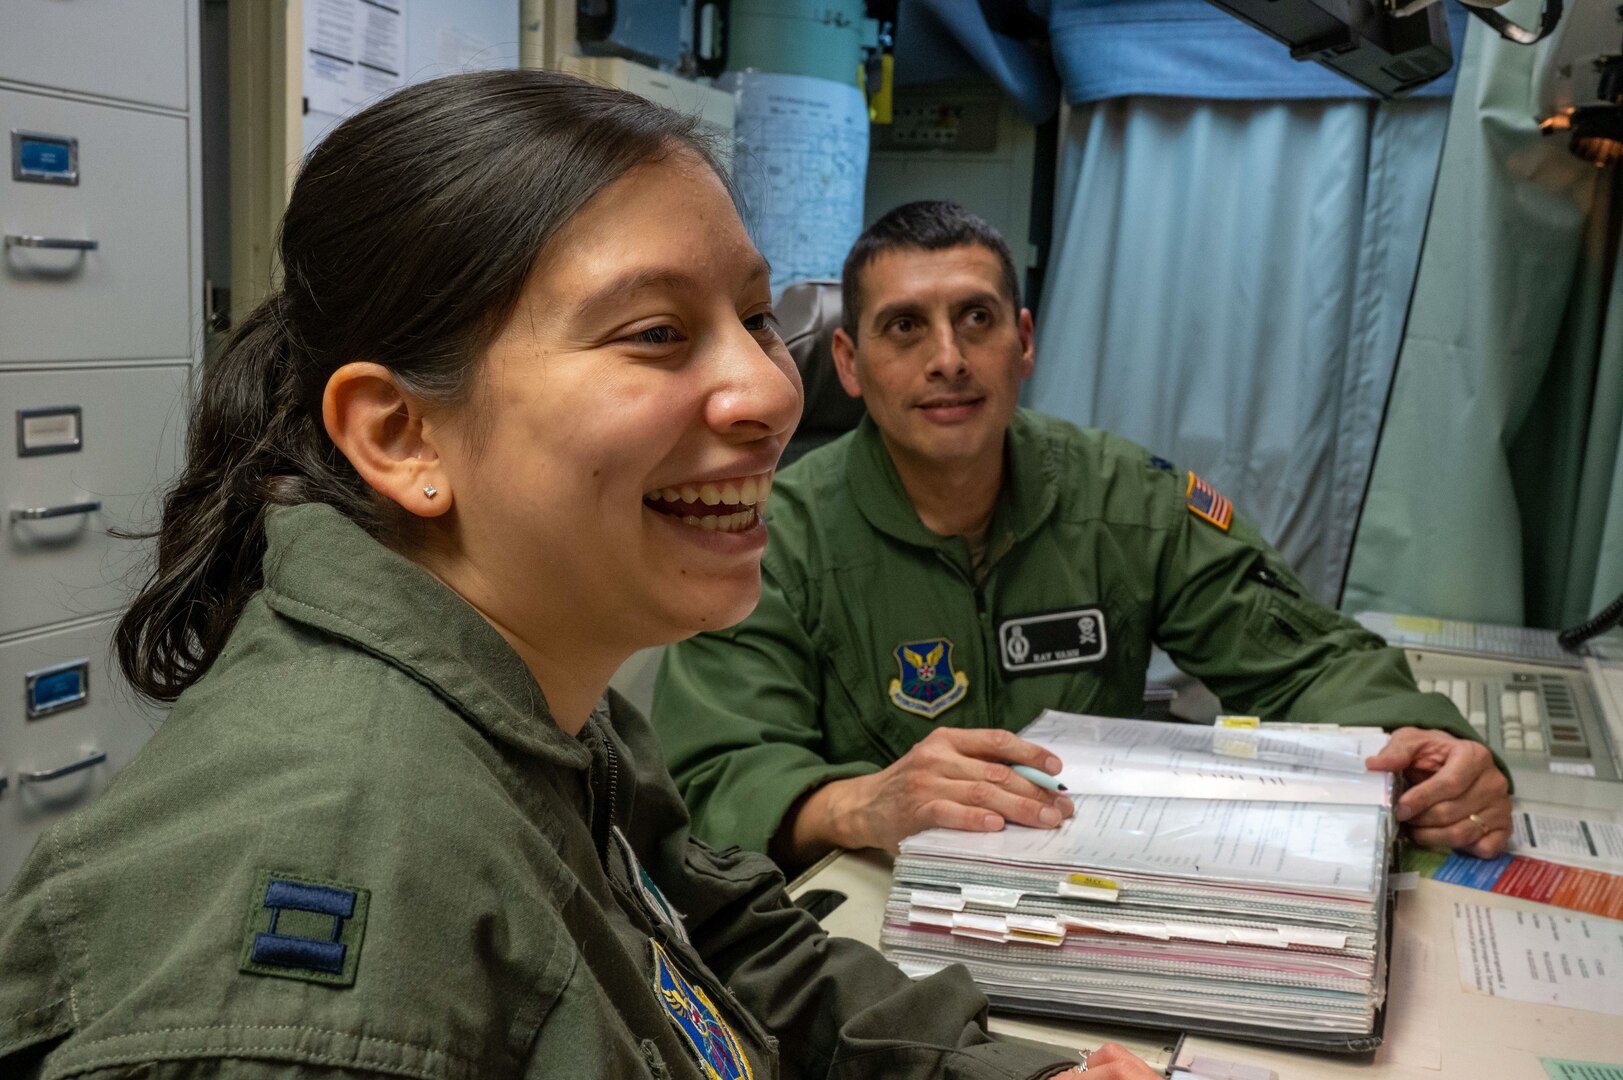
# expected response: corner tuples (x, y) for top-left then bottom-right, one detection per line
(596, 722), (621, 865)
(1246, 558), (1300, 599)
(935, 538), (998, 723)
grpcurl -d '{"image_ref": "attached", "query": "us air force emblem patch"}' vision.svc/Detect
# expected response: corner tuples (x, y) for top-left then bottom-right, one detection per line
(888, 638), (969, 719)
(998, 608), (1108, 676)
(651, 940), (753, 1080)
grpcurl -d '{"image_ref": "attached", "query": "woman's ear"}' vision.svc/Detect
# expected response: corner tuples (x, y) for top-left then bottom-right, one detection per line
(323, 362), (451, 517)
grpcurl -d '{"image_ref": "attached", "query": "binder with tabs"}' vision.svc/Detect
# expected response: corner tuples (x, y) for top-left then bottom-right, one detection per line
(880, 712), (1398, 1052)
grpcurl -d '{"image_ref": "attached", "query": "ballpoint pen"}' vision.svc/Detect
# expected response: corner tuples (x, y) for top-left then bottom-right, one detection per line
(1010, 763), (1068, 792)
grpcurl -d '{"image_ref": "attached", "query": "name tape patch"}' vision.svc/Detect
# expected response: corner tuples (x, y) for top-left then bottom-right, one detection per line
(241, 871), (369, 986)
(998, 608), (1108, 676)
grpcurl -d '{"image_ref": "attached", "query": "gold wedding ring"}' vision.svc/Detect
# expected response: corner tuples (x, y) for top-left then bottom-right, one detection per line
(1468, 812), (1489, 835)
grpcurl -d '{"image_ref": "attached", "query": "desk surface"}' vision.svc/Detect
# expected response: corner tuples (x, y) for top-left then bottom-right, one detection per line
(787, 800), (1623, 1078)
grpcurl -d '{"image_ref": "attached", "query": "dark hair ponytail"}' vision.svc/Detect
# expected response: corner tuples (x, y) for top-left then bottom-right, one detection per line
(117, 70), (723, 701)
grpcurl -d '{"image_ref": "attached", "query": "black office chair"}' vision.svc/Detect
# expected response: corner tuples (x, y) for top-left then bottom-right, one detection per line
(777, 279), (867, 466)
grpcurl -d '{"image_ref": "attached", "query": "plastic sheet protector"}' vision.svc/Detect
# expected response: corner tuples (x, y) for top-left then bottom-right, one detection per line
(881, 712), (1398, 1051)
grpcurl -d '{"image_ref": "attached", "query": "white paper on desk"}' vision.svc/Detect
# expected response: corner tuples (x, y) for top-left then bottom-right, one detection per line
(904, 793), (1385, 894)
(1019, 711), (1391, 806)
(1373, 921), (1441, 1070)
(1451, 901), (1623, 1016)
(1511, 810), (1623, 867)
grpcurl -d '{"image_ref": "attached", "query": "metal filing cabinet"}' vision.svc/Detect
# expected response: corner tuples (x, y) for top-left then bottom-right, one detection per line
(1, 6), (201, 888)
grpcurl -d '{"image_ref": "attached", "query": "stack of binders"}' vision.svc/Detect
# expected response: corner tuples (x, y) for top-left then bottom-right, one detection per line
(880, 712), (1398, 1051)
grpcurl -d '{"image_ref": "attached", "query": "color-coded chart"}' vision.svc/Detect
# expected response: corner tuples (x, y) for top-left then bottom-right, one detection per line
(1405, 847), (1623, 920)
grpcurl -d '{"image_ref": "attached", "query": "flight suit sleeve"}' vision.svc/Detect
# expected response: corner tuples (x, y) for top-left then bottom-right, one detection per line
(0, 843), (406, 1080)
(612, 696), (1078, 1080)
(0, 835), (73, 1071)
(652, 563), (878, 855)
(1149, 480), (1490, 748)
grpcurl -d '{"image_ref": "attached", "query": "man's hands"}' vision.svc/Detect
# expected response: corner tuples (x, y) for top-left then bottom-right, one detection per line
(1050, 1042), (1164, 1079)
(1366, 727), (1512, 857)
(782, 727), (1073, 861)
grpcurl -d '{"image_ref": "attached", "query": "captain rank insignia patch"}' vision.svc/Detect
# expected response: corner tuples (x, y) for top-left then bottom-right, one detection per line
(1185, 472), (1233, 531)
(651, 940), (753, 1080)
(889, 637), (969, 719)
(240, 872), (369, 986)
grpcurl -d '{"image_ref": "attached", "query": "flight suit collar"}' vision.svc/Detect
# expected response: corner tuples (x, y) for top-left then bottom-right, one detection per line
(259, 502), (592, 771)
(844, 408), (1062, 557)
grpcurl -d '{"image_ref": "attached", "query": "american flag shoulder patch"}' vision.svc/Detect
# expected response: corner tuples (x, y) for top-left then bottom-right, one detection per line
(1185, 472), (1233, 531)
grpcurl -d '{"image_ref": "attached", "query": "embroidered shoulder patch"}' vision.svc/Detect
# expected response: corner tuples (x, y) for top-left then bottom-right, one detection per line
(612, 826), (689, 944)
(1185, 472), (1233, 531)
(240, 871), (369, 986)
(888, 638), (969, 719)
(651, 940), (753, 1080)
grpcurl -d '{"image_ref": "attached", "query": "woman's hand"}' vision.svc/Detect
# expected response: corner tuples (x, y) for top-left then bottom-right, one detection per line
(1050, 1042), (1166, 1078)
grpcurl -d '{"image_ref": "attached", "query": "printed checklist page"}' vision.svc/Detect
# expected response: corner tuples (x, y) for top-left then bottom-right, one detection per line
(1452, 901), (1623, 1016)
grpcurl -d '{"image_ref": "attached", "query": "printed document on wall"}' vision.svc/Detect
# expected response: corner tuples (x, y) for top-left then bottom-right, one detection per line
(306, 0), (406, 118)
(722, 71), (868, 293)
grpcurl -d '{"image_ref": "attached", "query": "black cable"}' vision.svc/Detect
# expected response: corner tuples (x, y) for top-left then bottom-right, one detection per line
(1465, 0), (1564, 46)
(1559, 589), (1623, 651)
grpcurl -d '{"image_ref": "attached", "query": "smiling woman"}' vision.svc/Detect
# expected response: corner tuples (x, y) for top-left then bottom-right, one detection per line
(0, 70), (1095, 1080)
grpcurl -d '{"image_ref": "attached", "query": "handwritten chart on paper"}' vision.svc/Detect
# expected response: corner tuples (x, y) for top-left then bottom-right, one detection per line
(723, 71), (869, 293)
(305, 0), (405, 118)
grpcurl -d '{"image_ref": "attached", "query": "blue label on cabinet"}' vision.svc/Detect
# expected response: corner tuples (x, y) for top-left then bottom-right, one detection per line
(27, 662), (88, 717)
(19, 138), (72, 177)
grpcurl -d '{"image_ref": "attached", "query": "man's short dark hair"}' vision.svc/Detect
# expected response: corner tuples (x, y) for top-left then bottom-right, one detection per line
(840, 201), (1021, 339)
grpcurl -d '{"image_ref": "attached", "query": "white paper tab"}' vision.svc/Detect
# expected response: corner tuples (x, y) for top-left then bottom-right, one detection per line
(952, 912), (1009, 934)
(961, 884), (1024, 909)
(1230, 927), (1290, 949)
(907, 906), (956, 929)
(910, 888), (965, 912)
(1282, 928), (1349, 950)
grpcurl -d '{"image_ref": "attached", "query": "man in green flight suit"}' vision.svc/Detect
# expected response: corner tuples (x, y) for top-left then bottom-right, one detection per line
(651, 201), (1511, 869)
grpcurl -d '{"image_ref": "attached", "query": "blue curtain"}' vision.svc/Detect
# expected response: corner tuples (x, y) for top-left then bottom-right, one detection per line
(1026, 96), (1450, 602)
(1044, 0), (1466, 103)
(890, 0), (1468, 124)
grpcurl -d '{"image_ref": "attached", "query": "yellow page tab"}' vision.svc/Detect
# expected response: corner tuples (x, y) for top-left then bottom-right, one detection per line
(1059, 874), (1120, 902)
(1393, 615), (1445, 634)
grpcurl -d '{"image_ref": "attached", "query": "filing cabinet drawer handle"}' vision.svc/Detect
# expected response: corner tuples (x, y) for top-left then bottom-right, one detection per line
(4, 234), (99, 251)
(10, 499), (101, 521)
(19, 749), (106, 784)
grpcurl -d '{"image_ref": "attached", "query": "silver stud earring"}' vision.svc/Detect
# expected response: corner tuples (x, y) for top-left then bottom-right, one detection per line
(423, 485), (438, 499)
